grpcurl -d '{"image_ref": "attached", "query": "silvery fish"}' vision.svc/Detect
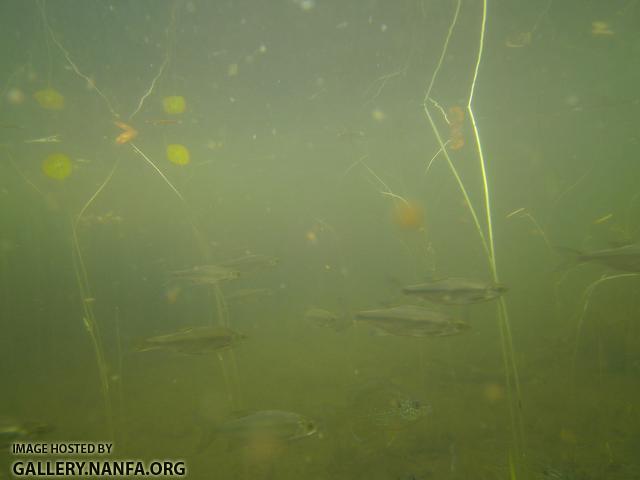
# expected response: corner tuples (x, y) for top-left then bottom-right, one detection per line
(304, 308), (351, 332)
(356, 305), (470, 337)
(219, 254), (279, 274)
(170, 264), (240, 285)
(0, 417), (54, 448)
(560, 243), (640, 272)
(402, 278), (508, 305)
(199, 410), (317, 451)
(134, 326), (245, 354)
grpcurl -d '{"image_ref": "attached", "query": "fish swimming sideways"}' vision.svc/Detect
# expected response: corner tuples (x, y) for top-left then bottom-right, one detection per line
(402, 278), (507, 305)
(134, 326), (246, 354)
(355, 305), (470, 337)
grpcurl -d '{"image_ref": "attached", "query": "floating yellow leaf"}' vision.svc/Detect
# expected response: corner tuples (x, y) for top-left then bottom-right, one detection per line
(33, 88), (65, 110)
(166, 144), (190, 166)
(42, 153), (72, 180)
(162, 96), (186, 114)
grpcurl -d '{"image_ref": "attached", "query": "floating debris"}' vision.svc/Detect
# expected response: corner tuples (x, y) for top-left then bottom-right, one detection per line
(591, 21), (614, 36)
(166, 143), (190, 166)
(25, 134), (61, 144)
(134, 326), (246, 355)
(33, 88), (64, 110)
(42, 153), (72, 180)
(78, 211), (123, 227)
(114, 121), (138, 145)
(355, 305), (469, 337)
(402, 278), (508, 305)
(392, 200), (424, 231)
(162, 95), (186, 114)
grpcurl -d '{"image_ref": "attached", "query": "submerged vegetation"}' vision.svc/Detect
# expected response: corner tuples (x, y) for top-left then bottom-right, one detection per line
(1, 0), (640, 478)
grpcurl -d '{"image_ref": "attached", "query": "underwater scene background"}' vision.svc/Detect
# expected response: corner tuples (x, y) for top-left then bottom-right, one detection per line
(1, 1), (639, 479)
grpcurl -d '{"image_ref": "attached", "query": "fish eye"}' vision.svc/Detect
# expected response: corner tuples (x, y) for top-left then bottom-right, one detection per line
(304, 421), (316, 433)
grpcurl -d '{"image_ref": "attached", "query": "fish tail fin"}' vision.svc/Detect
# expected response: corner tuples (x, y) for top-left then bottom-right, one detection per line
(554, 246), (586, 272)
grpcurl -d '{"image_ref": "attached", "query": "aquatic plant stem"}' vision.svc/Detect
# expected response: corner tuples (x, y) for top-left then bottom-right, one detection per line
(114, 305), (128, 448)
(572, 273), (640, 371)
(4, 147), (114, 436)
(421, 0), (490, 260)
(212, 283), (230, 328)
(37, 0), (53, 87)
(129, 143), (188, 204)
(70, 216), (114, 439)
(466, 0), (526, 466)
(39, 1), (118, 118)
(506, 208), (553, 253)
(76, 158), (121, 224)
(467, 0), (494, 267)
(128, 55), (168, 121)
(422, 0), (525, 469)
(4, 149), (46, 198)
(129, 144), (242, 411)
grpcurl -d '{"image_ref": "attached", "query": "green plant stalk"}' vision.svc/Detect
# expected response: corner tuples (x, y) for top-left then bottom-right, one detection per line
(422, 0), (526, 472)
(70, 217), (114, 439)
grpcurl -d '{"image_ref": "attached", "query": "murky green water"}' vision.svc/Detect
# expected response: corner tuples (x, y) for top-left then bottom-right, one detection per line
(1, 1), (639, 478)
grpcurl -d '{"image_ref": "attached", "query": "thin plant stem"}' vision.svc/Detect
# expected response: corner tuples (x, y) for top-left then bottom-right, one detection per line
(5, 148), (114, 436)
(424, 141), (450, 175)
(573, 273), (640, 370)
(129, 1), (178, 120)
(422, 0), (525, 468)
(128, 55), (169, 121)
(421, 0), (490, 260)
(4, 149), (46, 198)
(506, 208), (553, 253)
(380, 191), (410, 207)
(76, 158), (121, 225)
(114, 305), (127, 448)
(70, 216), (114, 439)
(37, 0), (52, 86)
(129, 143), (187, 205)
(40, 1), (118, 118)
(466, 0), (526, 464)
